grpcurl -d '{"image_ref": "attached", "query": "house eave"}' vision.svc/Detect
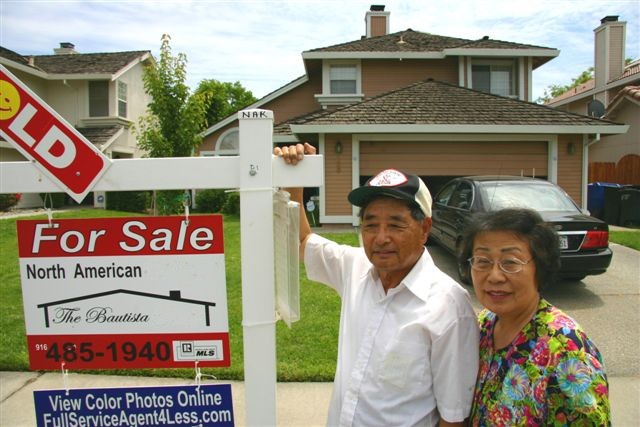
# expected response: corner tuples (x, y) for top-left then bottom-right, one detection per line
(289, 124), (629, 135)
(201, 75), (309, 137)
(302, 52), (445, 60)
(443, 48), (560, 58)
(0, 58), (48, 78)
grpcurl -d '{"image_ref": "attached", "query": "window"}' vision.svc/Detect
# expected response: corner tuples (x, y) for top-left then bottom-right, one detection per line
(214, 128), (239, 156)
(117, 81), (127, 117)
(448, 182), (473, 210)
(472, 62), (516, 97)
(330, 64), (357, 94)
(434, 182), (457, 206)
(89, 81), (109, 117)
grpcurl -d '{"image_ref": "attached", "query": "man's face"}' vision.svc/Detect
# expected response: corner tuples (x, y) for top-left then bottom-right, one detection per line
(360, 197), (431, 286)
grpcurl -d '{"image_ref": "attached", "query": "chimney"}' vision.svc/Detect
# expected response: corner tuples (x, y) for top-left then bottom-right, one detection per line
(365, 5), (390, 38)
(54, 42), (78, 55)
(594, 16), (626, 90)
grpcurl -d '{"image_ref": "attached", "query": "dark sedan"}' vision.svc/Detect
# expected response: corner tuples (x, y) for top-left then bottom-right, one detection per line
(429, 176), (613, 283)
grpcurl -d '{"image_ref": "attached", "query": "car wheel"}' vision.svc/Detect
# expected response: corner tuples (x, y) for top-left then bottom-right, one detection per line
(455, 240), (471, 285)
(457, 261), (471, 285)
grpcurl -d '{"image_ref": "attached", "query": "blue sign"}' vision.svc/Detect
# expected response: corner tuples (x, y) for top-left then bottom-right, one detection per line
(34, 383), (234, 426)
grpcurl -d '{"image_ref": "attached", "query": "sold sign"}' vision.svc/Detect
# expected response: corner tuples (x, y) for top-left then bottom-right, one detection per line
(0, 65), (110, 203)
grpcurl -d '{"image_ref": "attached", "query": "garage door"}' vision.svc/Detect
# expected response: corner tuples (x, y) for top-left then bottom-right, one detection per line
(360, 140), (548, 177)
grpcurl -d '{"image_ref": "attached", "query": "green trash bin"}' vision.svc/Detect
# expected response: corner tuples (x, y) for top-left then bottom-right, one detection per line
(619, 187), (640, 227)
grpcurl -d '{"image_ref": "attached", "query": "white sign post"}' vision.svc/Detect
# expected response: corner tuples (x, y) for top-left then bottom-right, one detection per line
(1, 108), (324, 425)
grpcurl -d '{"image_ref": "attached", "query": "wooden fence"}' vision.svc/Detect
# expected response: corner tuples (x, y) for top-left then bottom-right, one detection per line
(589, 154), (640, 184)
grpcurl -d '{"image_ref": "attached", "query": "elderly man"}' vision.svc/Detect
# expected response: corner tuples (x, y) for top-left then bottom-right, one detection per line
(276, 143), (479, 427)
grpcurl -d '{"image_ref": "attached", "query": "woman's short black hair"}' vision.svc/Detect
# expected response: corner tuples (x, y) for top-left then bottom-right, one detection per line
(458, 208), (561, 289)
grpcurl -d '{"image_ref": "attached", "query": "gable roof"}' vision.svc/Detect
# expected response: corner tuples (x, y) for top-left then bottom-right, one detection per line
(303, 29), (557, 68)
(606, 85), (640, 117)
(284, 79), (627, 135)
(0, 46), (151, 78)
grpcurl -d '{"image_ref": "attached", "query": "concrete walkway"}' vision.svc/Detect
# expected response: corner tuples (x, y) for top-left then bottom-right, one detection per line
(0, 371), (332, 426)
(2, 371), (639, 426)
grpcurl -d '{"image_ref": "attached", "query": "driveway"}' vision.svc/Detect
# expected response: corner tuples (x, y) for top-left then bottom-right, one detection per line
(428, 241), (640, 425)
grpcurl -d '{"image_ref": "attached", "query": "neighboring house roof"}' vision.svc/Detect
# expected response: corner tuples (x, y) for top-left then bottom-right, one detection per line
(284, 79), (626, 135)
(606, 85), (640, 117)
(0, 46), (151, 78)
(303, 29), (557, 68)
(547, 59), (640, 106)
(77, 126), (124, 152)
(29, 50), (150, 74)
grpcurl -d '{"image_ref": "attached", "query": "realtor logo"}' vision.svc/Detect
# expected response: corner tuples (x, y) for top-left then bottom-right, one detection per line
(174, 340), (223, 362)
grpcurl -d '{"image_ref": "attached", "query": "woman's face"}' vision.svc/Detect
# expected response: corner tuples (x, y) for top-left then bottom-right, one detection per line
(471, 230), (539, 321)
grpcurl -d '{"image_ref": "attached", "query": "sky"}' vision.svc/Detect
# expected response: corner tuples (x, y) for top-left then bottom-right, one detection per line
(1, 0), (638, 102)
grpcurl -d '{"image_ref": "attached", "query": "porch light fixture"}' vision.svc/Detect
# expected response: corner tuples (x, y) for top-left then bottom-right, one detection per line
(567, 142), (575, 155)
(335, 141), (343, 154)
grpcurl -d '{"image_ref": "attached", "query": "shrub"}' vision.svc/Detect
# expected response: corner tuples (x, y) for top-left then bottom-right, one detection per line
(195, 189), (228, 213)
(39, 193), (67, 208)
(0, 194), (19, 211)
(221, 191), (240, 215)
(106, 191), (150, 213)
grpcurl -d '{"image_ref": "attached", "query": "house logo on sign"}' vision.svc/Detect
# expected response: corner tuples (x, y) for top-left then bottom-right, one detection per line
(37, 289), (216, 328)
(0, 65), (111, 203)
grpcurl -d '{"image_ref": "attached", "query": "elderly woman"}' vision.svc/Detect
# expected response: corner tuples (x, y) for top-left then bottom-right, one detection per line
(459, 208), (610, 426)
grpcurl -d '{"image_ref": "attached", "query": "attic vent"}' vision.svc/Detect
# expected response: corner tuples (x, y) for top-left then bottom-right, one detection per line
(482, 35), (489, 40)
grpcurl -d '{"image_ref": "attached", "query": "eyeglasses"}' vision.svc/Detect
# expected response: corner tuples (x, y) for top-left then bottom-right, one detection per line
(467, 256), (532, 274)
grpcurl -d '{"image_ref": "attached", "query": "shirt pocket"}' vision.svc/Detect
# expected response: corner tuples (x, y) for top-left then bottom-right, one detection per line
(377, 340), (427, 389)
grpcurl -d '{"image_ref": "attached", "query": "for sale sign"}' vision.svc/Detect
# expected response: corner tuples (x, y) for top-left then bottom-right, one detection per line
(17, 215), (230, 370)
(0, 64), (110, 203)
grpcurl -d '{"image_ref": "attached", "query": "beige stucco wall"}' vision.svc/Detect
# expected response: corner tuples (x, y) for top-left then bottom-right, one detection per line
(592, 103), (640, 163)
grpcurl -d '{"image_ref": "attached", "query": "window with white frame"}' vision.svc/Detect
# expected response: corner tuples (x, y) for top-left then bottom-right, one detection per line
(214, 128), (239, 155)
(330, 64), (357, 94)
(89, 81), (109, 117)
(117, 81), (127, 117)
(472, 61), (516, 97)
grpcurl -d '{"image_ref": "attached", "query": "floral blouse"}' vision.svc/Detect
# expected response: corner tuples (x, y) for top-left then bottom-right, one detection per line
(469, 298), (610, 426)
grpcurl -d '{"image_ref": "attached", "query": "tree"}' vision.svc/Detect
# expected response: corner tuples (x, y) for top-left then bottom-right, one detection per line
(536, 67), (594, 104)
(195, 79), (257, 128)
(134, 34), (209, 214)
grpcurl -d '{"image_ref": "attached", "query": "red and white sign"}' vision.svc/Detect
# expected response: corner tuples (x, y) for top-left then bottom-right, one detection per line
(0, 65), (110, 203)
(17, 215), (230, 370)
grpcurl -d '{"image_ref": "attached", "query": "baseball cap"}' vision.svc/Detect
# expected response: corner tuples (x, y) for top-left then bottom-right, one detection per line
(348, 169), (432, 217)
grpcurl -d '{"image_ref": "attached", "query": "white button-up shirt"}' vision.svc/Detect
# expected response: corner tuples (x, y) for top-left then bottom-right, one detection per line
(305, 234), (479, 427)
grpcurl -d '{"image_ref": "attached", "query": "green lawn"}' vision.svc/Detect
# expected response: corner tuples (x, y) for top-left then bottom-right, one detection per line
(610, 230), (640, 251)
(0, 209), (357, 381)
(2, 209), (637, 381)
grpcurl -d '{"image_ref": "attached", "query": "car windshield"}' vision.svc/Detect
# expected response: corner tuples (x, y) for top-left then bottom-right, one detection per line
(479, 181), (580, 212)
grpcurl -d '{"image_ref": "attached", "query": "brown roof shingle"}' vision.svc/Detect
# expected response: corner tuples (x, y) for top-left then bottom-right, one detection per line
(306, 29), (554, 54)
(284, 79), (620, 128)
(30, 50), (150, 74)
(0, 47), (150, 75)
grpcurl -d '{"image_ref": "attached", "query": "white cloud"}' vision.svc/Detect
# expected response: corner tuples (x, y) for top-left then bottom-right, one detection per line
(1, 0), (638, 100)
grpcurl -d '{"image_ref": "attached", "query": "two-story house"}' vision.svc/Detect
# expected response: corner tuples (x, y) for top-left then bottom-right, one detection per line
(200, 5), (628, 226)
(0, 43), (153, 208)
(546, 16), (639, 185)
